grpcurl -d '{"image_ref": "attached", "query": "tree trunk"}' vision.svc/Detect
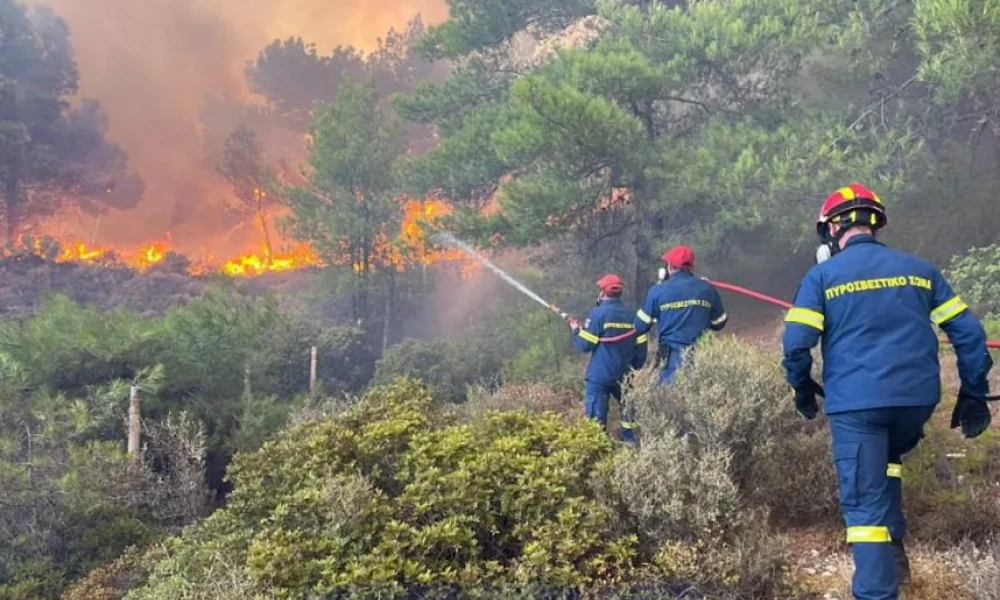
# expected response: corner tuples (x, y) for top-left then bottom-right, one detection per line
(128, 385), (141, 455)
(631, 183), (656, 303)
(256, 211), (273, 267)
(4, 178), (21, 246)
(309, 346), (317, 397)
(382, 272), (394, 354)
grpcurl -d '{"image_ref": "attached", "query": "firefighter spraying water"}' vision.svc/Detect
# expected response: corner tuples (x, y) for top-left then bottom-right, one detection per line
(433, 232), (639, 344)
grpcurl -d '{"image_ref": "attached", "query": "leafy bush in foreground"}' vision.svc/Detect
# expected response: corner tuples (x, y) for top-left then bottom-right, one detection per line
(132, 379), (639, 599)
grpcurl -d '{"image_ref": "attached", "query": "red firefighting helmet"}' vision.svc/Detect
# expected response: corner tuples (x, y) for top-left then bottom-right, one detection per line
(662, 245), (695, 270)
(816, 183), (887, 238)
(596, 273), (624, 293)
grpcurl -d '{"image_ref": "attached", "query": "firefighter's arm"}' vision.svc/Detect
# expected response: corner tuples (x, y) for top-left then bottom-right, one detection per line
(571, 312), (601, 354)
(634, 289), (657, 334)
(708, 286), (728, 331)
(782, 269), (825, 390)
(632, 329), (649, 370)
(931, 271), (993, 396)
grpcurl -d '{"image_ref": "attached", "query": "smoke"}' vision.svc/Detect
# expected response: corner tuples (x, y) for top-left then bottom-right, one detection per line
(27, 0), (447, 253)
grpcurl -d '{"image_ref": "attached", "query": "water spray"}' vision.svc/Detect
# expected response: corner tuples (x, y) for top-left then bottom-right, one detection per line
(433, 232), (636, 343)
(432, 232), (572, 319)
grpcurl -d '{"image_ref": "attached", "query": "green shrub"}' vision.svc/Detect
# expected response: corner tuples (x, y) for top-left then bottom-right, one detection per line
(134, 379), (640, 598)
(947, 244), (1000, 317)
(373, 339), (505, 402)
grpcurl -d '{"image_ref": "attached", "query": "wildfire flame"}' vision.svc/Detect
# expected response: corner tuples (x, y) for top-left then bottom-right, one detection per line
(6, 199), (472, 278)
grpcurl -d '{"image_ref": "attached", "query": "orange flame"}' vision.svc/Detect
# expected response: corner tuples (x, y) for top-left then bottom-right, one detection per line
(7, 199), (474, 278)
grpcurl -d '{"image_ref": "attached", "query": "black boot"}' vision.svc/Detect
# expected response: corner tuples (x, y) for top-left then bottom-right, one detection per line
(893, 540), (911, 584)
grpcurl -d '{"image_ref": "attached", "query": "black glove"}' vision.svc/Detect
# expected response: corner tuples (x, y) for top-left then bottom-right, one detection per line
(951, 386), (992, 439)
(794, 379), (825, 420)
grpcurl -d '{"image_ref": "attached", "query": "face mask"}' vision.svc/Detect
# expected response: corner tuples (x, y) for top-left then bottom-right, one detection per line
(657, 267), (668, 282)
(815, 243), (834, 264)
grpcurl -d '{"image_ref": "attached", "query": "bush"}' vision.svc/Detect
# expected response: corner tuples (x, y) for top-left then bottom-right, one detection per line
(0, 289), (379, 492)
(896, 413), (1000, 546)
(602, 432), (741, 545)
(947, 244), (1000, 317)
(373, 338), (505, 402)
(60, 546), (163, 600)
(133, 379), (641, 598)
(958, 537), (1000, 600)
(622, 337), (839, 527)
(461, 382), (581, 422)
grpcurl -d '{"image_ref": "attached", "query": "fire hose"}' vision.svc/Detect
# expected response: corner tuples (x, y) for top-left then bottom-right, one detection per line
(703, 278), (1000, 350)
(432, 231), (1000, 349)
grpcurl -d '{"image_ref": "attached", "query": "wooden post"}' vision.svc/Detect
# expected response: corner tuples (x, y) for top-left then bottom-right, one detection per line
(127, 385), (141, 455)
(309, 346), (317, 397)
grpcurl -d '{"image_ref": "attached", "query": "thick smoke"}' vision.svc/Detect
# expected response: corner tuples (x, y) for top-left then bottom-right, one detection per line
(28, 0), (447, 253)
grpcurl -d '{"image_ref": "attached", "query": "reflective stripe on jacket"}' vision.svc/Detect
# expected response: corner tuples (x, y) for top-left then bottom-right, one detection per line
(782, 235), (992, 413)
(573, 298), (648, 387)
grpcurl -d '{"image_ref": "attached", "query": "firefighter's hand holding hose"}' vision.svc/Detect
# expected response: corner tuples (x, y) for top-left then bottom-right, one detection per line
(567, 316), (581, 332)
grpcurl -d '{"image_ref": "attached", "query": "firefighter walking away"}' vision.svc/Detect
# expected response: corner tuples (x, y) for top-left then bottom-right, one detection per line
(634, 245), (728, 384)
(569, 274), (648, 445)
(782, 183), (994, 600)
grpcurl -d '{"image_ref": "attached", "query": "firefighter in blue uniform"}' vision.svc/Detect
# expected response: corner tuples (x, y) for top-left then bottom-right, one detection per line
(634, 245), (728, 384)
(570, 274), (648, 444)
(782, 183), (993, 600)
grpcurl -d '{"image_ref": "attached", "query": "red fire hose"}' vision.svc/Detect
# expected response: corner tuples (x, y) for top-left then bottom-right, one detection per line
(706, 279), (1000, 350)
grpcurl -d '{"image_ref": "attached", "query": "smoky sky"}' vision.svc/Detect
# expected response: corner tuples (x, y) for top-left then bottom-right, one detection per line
(27, 0), (447, 253)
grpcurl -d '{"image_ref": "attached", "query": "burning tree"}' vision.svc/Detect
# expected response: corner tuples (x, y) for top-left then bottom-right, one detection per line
(217, 126), (282, 266)
(0, 2), (142, 244)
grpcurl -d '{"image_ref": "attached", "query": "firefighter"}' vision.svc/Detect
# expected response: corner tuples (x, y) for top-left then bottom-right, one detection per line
(569, 274), (648, 444)
(782, 183), (993, 600)
(634, 245), (728, 384)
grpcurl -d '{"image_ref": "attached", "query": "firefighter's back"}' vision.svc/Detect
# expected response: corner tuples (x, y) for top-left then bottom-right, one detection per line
(585, 300), (637, 386)
(651, 272), (720, 347)
(813, 238), (943, 413)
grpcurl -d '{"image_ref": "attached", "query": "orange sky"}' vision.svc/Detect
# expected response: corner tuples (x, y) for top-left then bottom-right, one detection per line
(26, 0), (448, 252)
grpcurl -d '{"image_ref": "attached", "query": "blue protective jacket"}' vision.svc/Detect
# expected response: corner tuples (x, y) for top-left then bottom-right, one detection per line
(573, 298), (649, 387)
(634, 271), (728, 349)
(782, 235), (993, 414)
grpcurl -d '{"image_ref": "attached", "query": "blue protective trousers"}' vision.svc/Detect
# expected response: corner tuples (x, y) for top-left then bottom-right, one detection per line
(658, 344), (688, 385)
(585, 381), (635, 444)
(829, 405), (935, 600)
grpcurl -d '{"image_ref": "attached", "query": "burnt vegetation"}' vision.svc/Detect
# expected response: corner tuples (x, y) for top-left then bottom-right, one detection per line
(1, 0), (1000, 599)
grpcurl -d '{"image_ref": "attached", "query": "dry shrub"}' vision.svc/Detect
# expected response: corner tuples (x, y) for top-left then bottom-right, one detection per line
(595, 337), (804, 598)
(60, 546), (165, 600)
(956, 537), (1000, 600)
(462, 382), (581, 422)
(623, 336), (839, 526)
(604, 432), (741, 544)
(899, 422), (1000, 546)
